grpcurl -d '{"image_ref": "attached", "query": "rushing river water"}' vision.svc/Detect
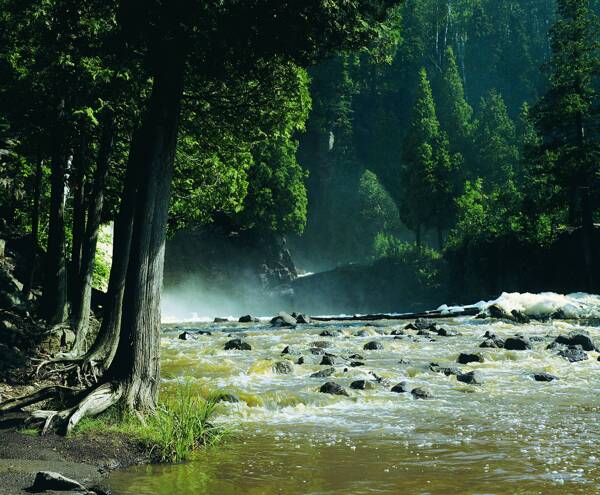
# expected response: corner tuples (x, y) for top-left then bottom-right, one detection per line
(107, 314), (600, 495)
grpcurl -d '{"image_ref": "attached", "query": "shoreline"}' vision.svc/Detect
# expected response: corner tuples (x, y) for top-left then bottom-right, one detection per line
(0, 427), (152, 494)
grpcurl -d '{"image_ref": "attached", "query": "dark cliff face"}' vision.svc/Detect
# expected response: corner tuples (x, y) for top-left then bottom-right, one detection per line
(162, 225), (297, 317)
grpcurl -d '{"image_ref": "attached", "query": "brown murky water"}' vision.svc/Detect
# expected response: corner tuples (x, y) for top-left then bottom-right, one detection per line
(107, 316), (600, 494)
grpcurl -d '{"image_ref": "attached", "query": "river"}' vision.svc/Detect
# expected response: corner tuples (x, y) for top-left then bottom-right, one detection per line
(107, 304), (600, 494)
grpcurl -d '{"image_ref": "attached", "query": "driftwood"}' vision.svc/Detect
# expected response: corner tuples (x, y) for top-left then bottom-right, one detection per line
(309, 306), (480, 322)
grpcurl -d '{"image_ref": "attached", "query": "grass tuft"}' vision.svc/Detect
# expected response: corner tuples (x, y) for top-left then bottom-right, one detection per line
(73, 383), (227, 463)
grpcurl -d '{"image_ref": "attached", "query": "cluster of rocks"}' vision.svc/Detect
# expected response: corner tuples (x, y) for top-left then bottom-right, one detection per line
(319, 380), (432, 399)
(29, 470), (108, 494)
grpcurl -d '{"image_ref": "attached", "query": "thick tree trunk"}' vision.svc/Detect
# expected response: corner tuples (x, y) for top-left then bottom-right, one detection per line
(23, 156), (43, 299)
(42, 100), (68, 325)
(105, 48), (185, 410)
(69, 142), (88, 315)
(71, 113), (115, 354)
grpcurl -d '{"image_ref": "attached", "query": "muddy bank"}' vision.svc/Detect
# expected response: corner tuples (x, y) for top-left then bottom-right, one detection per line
(0, 428), (151, 494)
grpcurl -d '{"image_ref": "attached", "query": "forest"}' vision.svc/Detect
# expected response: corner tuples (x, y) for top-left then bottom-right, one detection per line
(0, 0), (600, 494)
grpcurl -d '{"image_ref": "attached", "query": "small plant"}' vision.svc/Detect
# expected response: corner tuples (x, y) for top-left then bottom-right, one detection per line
(72, 383), (226, 463)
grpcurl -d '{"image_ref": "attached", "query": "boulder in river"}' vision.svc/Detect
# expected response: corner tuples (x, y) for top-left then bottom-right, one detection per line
(214, 317), (229, 323)
(350, 380), (374, 390)
(309, 347), (326, 355)
(31, 471), (85, 492)
(348, 353), (364, 360)
(558, 345), (588, 362)
(214, 392), (241, 403)
(480, 336), (505, 348)
(436, 327), (460, 337)
(178, 331), (196, 341)
(320, 355), (341, 366)
(533, 372), (558, 382)
(391, 382), (408, 393)
(390, 329), (405, 336)
(311, 367), (335, 378)
(430, 363), (461, 376)
(411, 387), (432, 399)
(271, 312), (297, 328)
(272, 361), (294, 374)
(504, 336), (531, 351)
(551, 330), (596, 352)
(457, 353), (483, 365)
(319, 382), (349, 396)
(457, 371), (482, 385)
(282, 345), (302, 356)
(296, 314), (311, 324)
(239, 315), (259, 323)
(319, 330), (341, 337)
(349, 361), (365, 367)
(363, 341), (384, 351)
(310, 341), (333, 349)
(224, 338), (252, 351)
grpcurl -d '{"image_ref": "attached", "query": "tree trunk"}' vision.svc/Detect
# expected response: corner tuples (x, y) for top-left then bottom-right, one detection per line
(70, 141), (88, 315)
(105, 47), (185, 411)
(42, 100), (68, 325)
(71, 113), (115, 354)
(23, 156), (43, 299)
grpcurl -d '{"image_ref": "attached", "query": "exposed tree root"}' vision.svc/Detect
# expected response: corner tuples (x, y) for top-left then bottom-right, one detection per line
(0, 385), (77, 413)
(1, 382), (123, 435)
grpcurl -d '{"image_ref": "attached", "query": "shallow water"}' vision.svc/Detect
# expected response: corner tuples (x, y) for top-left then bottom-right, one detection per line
(108, 317), (600, 494)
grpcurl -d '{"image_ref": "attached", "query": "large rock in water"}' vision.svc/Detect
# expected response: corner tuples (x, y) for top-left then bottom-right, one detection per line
(224, 338), (252, 351)
(31, 471), (85, 492)
(457, 353), (483, 365)
(504, 336), (531, 350)
(319, 381), (349, 396)
(551, 331), (597, 351)
(271, 312), (297, 328)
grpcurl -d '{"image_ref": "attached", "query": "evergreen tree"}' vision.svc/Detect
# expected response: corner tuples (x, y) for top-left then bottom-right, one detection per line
(532, 0), (600, 226)
(395, 68), (456, 247)
(472, 90), (519, 186)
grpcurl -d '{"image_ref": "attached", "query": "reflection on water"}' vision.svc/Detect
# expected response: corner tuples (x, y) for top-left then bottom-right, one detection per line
(108, 318), (600, 495)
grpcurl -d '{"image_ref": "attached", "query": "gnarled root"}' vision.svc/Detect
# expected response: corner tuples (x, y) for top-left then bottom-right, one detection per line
(20, 382), (123, 435)
(0, 385), (77, 413)
(36, 354), (107, 388)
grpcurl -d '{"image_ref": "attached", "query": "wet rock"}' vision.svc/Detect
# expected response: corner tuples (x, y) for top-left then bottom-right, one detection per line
(504, 336), (531, 351)
(558, 345), (588, 362)
(311, 367), (335, 378)
(214, 392), (241, 403)
(309, 347), (326, 355)
(430, 363), (461, 376)
(319, 330), (341, 337)
(350, 380), (374, 390)
(533, 372), (558, 382)
(416, 329), (431, 337)
(551, 330), (596, 351)
(436, 327), (460, 337)
(411, 387), (432, 399)
(281, 345), (302, 355)
(310, 341), (332, 349)
(457, 353), (483, 365)
(363, 341), (384, 351)
(224, 338), (252, 351)
(511, 310), (531, 324)
(296, 314), (311, 324)
(271, 312), (297, 328)
(480, 337), (505, 348)
(457, 371), (482, 385)
(238, 315), (259, 323)
(214, 317), (229, 323)
(272, 361), (294, 374)
(390, 329), (405, 336)
(178, 331), (196, 341)
(391, 382), (408, 393)
(320, 355), (341, 366)
(31, 471), (85, 492)
(487, 304), (513, 320)
(319, 382), (349, 396)
(349, 361), (365, 367)
(348, 353), (364, 360)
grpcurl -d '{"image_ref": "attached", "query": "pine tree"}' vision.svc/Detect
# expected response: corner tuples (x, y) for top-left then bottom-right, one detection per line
(396, 68), (456, 247)
(532, 0), (600, 226)
(437, 46), (473, 155)
(472, 90), (519, 187)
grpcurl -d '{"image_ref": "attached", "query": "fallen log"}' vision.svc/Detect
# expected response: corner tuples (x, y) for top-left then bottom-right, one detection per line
(309, 306), (480, 322)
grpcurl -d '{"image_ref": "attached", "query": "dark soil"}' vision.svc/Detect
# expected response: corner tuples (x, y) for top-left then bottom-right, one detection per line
(0, 428), (151, 494)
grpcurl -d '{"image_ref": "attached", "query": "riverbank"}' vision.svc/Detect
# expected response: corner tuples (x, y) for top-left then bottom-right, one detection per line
(0, 427), (151, 494)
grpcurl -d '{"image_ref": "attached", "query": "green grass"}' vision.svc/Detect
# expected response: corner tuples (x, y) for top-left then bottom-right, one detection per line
(18, 427), (41, 437)
(73, 384), (228, 463)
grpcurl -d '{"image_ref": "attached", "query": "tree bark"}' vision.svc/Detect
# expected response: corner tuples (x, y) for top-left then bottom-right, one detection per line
(69, 140), (88, 314)
(105, 46), (186, 411)
(42, 99), (68, 325)
(71, 112), (115, 354)
(23, 155), (43, 299)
